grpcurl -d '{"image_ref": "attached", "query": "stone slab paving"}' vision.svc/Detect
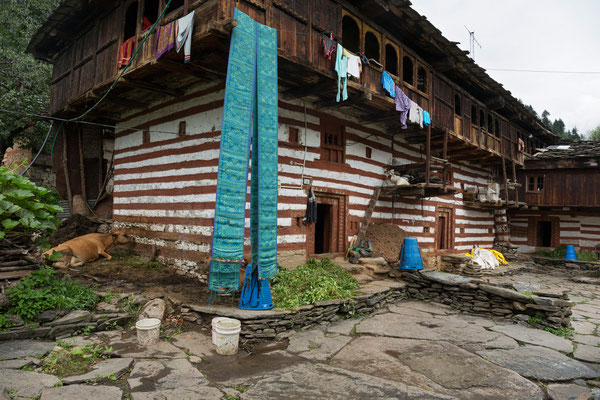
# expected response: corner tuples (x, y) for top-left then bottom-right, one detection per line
(490, 324), (574, 353)
(0, 369), (60, 399)
(240, 363), (456, 400)
(571, 320), (597, 335)
(61, 357), (133, 384)
(170, 331), (214, 358)
(286, 329), (352, 361)
(330, 336), (543, 400)
(0, 340), (55, 360)
(573, 334), (600, 346)
(326, 317), (363, 335)
(546, 383), (591, 400)
(39, 384), (123, 400)
(574, 344), (600, 363)
(111, 337), (187, 359)
(477, 345), (599, 381)
(0, 357), (38, 369)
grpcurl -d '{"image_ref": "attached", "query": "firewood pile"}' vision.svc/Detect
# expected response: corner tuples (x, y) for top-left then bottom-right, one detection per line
(0, 231), (42, 288)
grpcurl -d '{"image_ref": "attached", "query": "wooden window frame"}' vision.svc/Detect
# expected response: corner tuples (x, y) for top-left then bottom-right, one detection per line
(384, 40), (400, 78)
(341, 11), (361, 54)
(320, 121), (346, 164)
(526, 175), (544, 193)
(289, 126), (299, 145)
(402, 54), (416, 88)
(363, 25), (382, 64)
(415, 62), (429, 95)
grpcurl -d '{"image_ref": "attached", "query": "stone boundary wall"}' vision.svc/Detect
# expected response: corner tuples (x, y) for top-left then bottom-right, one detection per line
(400, 270), (573, 329)
(533, 257), (600, 271)
(182, 281), (407, 343)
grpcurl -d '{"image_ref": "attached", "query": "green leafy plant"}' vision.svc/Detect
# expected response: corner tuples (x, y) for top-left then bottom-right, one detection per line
(0, 166), (62, 239)
(8, 267), (99, 320)
(527, 315), (543, 326)
(0, 314), (14, 332)
(42, 344), (109, 378)
(536, 245), (598, 262)
(519, 291), (534, 297)
(270, 258), (359, 309)
(544, 327), (575, 340)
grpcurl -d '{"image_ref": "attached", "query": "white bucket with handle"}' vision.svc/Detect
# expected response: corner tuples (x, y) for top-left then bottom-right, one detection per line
(214, 318), (241, 355)
(136, 318), (161, 346)
(211, 317), (229, 345)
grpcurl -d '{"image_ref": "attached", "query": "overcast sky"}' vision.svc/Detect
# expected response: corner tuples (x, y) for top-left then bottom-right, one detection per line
(411, 1), (600, 137)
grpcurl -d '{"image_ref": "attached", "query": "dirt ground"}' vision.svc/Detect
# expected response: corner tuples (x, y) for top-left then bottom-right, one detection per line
(67, 249), (212, 307)
(364, 222), (409, 262)
(48, 214), (105, 246)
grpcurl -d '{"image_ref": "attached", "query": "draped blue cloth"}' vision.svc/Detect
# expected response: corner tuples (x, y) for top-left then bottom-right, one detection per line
(209, 8), (278, 293)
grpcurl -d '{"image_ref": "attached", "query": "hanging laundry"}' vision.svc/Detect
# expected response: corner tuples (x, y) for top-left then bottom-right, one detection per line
(118, 37), (135, 68)
(423, 110), (431, 126)
(156, 22), (175, 61)
(176, 11), (195, 63)
(518, 138), (525, 151)
(209, 8), (278, 295)
(335, 43), (348, 102)
(321, 33), (336, 60)
(394, 85), (411, 129)
(305, 188), (317, 223)
(381, 70), (395, 98)
(358, 52), (370, 66)
(409, 101), (424, 128)
(343, 49), (361, 79)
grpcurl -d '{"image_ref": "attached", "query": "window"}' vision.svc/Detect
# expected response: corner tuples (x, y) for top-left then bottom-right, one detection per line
(289, 127), (299, 144)
(479, 110), (485, 130)
(143, 0), (159, 28)
(487, 114), (493, 133)
(454, 94), (461, 116)
(124, 2), (139, 40)
(494, 119), (500, 138)
(366, 147), (372, 159)
(471, 105), (478, 125)
(178, 120), (186, 136)
(364, 31), (380, 62)
(417, 66), (427, 92)
(342, 16), (360, 53)
(402, 56), (414, 86)
(385, 44), (398, 76)
(321, 120), (345, 163)
(165, 0), (184, 15)
(527, 176), (544, 192)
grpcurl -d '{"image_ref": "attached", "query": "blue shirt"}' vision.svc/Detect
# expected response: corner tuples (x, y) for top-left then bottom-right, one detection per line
(381, 71), (395, 98)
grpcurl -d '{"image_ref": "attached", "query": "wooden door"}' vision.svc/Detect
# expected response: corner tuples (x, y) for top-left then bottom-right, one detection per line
(436, 207), (454, 250)
(306, 192), (346, 255)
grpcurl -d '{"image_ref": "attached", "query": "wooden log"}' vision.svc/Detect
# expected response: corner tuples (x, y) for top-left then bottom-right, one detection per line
(0, 259), (29, 267)
(0, 265), (37, 272)
(0, 270), (32, 280)
(63, 126), (73, 213)
(426, 124), (431, 185)
(0, 249), (27, 256)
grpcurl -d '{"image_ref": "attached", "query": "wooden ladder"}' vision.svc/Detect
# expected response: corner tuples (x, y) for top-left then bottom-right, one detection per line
(357, 186), (382, 241)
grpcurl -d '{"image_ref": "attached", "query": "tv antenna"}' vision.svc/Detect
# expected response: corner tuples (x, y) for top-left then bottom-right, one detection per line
(464, 26), (482, 60)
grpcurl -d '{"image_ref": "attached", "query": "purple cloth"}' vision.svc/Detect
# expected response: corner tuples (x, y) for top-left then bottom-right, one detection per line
(156, 22), (175, 61)
(394, 85), (412, 129)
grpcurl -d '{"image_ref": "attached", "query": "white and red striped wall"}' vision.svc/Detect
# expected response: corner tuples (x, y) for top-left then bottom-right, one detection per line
(509, 210), (600, 253)
(112, 82), (498, 279)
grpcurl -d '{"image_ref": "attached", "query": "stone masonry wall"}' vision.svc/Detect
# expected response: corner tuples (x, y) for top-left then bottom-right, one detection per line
(533, 257), (600, 272)
(400, 270), (573, 329)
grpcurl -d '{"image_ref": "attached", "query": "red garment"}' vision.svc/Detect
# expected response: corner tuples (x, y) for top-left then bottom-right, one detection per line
(118, 37), (135, 68)
(142, 16), (152, 31)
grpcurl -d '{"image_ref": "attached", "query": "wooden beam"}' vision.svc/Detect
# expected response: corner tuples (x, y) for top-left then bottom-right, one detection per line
(426, 124), (431, 185)
(314, 91), (372, 109)
(62, 127), (73, 214)
(501, 157), (509, 202)
(442, 129), (448, 189)
(431, 56), (456, 73)
(77, 126), (87, 204)
(281, 80), (333, 100)
(120, 78), (184, 97)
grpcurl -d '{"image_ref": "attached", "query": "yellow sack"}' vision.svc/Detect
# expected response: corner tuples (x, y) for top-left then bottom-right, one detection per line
(488, 249), (508, 265)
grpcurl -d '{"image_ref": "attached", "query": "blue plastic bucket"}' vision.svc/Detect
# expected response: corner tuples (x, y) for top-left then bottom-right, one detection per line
(399, 237), (424, 271)
(565, 245), (578, 261)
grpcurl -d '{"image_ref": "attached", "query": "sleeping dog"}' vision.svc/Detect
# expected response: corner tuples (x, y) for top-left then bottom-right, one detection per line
(43, 230), (130, 268)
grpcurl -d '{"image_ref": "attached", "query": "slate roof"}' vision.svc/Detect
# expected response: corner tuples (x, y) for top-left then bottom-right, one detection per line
(532, 141), (600, 160)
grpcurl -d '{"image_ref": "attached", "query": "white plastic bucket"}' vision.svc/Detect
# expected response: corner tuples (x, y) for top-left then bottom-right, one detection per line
(214, 318), (241, 355)
(136, 318), (161, 346)
(212, 317), (229, 345)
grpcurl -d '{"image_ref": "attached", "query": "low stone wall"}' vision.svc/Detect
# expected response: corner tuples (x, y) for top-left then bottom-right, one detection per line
(183, 280), (407, 343)
(533, 257), (600, 271)
(400, 270), (573, 329)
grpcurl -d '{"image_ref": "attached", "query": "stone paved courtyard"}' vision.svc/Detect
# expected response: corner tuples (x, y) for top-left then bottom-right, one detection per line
(2, 268), (600, 399)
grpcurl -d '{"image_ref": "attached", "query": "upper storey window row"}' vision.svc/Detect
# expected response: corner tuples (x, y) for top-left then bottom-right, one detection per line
(341, 12), (429, 95)
(122, 0), (185, 42)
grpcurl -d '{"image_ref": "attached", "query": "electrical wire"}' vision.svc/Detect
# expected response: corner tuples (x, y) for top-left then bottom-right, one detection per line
(486, 68), (600, 75)
(47, 0), (174, 161)
(19, 121), (54, 176)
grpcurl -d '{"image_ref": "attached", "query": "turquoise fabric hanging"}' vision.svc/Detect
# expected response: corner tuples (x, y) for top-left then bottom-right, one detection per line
(209, 8), (278, 294)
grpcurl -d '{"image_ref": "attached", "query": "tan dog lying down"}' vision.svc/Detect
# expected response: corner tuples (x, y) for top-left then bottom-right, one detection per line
(43, 231), (130, 267)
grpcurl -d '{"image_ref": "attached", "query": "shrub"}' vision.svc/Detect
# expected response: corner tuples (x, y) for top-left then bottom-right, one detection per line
(8, 267), (99, 319)
(270, 258), (359, 309)
(0, 166), (62, 239)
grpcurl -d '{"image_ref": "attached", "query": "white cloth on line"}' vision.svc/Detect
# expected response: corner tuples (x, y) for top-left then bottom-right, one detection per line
(408, 101), (423, 128)
(176, 11), (195, 63)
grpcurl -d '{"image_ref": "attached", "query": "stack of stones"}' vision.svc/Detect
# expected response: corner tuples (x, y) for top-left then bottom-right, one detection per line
(183, 281), (407, 343)
(400, 270), (572, 329)
(493, 241), (519, 261)
(533, 257), (600, 272)
(440, 255), (485, 277)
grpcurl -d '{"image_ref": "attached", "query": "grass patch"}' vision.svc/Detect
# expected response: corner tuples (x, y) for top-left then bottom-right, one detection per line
(270, 258), (359, 309)
(544, 327), (575, 340)
(536, 245), (598, 262)
(99, 251), (164, 269)
(42, 344), (111, 378)
(519, 291), (534, 297)
(7, 267), (99, 320)
(527, 315), (543, 326)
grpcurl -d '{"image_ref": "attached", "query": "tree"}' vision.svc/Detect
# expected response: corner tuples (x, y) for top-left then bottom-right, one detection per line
(541, 110), (552, 129)
(0, 0), (59, 159)
(589, 126), (600, 141)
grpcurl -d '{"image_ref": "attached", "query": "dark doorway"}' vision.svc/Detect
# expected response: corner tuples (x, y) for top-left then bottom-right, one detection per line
(536, 221), (552, 247)
(314, 203), (332, 254)
(437, 208), (453, 250)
